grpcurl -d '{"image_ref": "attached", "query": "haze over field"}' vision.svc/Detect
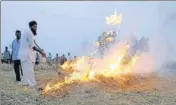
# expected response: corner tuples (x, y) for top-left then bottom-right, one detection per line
(1, 1), (176, 67)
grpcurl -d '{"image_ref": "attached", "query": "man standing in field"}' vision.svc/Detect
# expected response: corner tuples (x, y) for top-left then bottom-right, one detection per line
(1, 53), (4, 64)
(18, 20), (45, 87)
(67, 52), (72, 61)
(55, 53), (60, 70)
(4, 46), (11, 64)
(12, 30), (23, 83)
(48, 53), (52, 62)
(60, 54), (67, 65)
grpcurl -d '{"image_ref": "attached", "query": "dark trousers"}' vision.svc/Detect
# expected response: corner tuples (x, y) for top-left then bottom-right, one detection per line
(13, 60), (23, 81)
(1, 59), (4, 64)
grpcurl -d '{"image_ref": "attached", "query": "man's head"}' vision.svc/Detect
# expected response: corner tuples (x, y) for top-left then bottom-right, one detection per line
(68, 52), (70, 56)
(15, 30), (21, 40)
(113, 31), (117, 36)
(29, 20), (37, 35)
(56, 53), (58, 56)
(5, 47), (8, 51)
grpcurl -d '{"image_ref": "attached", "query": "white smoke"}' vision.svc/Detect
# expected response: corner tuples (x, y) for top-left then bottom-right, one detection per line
(145, 2), (176, 77)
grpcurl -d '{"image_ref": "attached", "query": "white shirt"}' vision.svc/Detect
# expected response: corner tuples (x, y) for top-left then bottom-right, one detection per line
(67, 55), (72, 61)
(18, 29), (36, 62)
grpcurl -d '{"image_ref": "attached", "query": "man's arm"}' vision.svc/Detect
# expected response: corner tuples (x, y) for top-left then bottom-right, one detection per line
(34, 40), (42, 51)
(33, 40), (44, 55)
(33, 46), (43, 55)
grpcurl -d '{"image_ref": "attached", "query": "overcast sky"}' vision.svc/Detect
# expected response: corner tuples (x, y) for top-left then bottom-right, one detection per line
(1, 1), (176, 57)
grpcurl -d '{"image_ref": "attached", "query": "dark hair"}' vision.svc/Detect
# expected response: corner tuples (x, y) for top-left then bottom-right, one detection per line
(29, 21), (37, 27)
(16, 30), (21, 33)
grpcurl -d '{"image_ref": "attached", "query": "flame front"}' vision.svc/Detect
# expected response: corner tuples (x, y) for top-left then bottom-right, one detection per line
(42, 42), (138, 94)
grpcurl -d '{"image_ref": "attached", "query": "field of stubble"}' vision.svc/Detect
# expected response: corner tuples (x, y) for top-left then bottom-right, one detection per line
(0, 64), (176, 105)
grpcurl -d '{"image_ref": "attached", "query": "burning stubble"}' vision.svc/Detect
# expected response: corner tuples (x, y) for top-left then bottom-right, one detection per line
(41, 35), (156, 96)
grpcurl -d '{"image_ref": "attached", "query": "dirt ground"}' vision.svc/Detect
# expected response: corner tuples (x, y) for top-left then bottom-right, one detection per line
(0, 64), (176, 105)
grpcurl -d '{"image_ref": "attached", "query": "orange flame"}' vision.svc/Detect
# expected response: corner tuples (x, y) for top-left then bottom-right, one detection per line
(42, 41), (139, 94)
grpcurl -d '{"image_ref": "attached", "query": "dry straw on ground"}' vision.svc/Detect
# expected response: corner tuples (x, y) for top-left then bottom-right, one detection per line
(1, 64), (176, 105)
